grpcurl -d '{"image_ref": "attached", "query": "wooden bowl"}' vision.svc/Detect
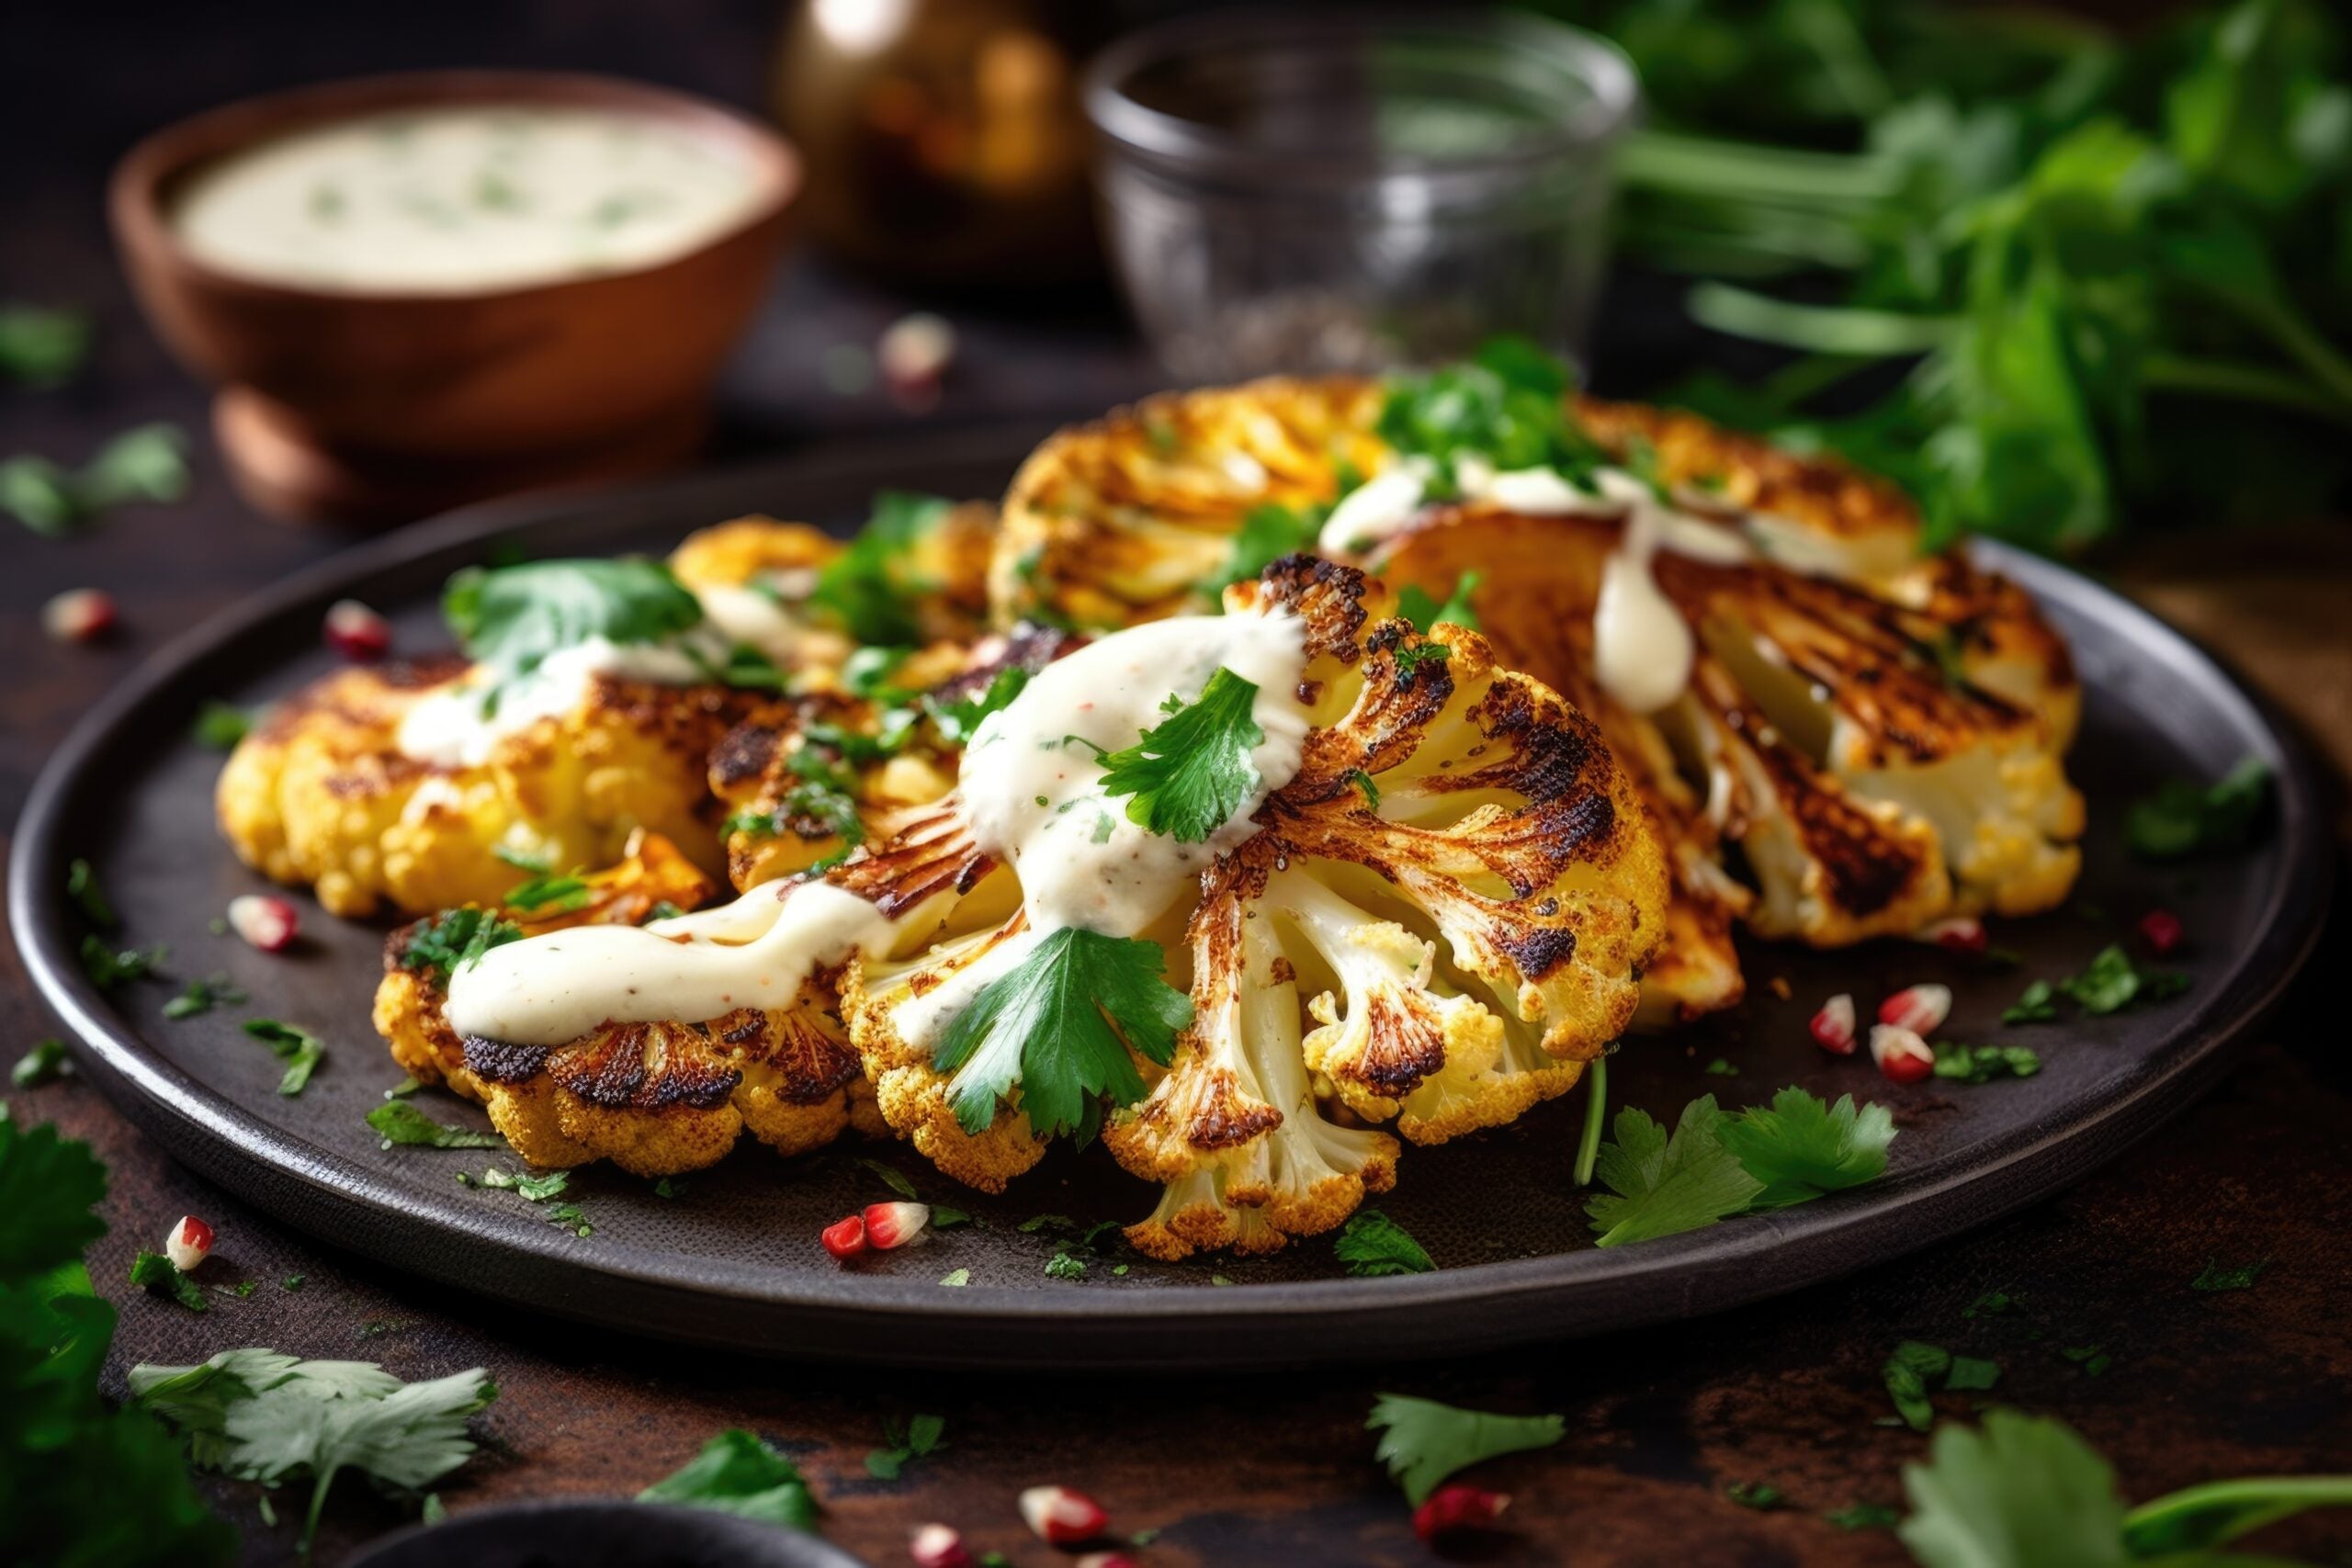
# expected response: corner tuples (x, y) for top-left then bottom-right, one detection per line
(110, 71), (799, 524)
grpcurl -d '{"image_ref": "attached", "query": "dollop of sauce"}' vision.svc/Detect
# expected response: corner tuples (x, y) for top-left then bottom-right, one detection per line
(439, 607), (1311, 1048)
(173, 107), (769, 294)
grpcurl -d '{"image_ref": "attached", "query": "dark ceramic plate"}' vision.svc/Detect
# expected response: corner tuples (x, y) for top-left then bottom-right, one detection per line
(347, 1501), (864, 1568)
(12, 428), (2331, 1370)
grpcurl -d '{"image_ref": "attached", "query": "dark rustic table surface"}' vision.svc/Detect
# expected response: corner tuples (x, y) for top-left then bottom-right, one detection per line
(7, 6), (2352, 1566)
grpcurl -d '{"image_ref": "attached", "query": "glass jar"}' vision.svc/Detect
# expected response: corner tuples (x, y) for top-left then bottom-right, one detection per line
(1084, 8), (1637, 381)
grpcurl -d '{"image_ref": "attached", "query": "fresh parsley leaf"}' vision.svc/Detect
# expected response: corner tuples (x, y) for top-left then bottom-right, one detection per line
(1376, 338), (1600, 491)
(924, 666), (1030, 746)
(11, 1037), (73, 1088)
(1726, 1481), (1786, 1509)
(65, 858), (115, 930)
(725, 745), (867, 859)
(1390, 639), (1451, 689)
(2189, 1257), (2269, 1292)
(0, 303), (90, 386)
(477, 1168), (570, 1201)
(243, 1020), (325, 1096)
(367, 1102), (503, 1149)
(1365, 1393), (1566, 1506)
(1586, 1097), (1762, 1247)
(934, 927), (1192, 1144)
(1703, 1056), (1740, 1077)
(939, 1268), (970, 1287)
(1044, 1249), (1087, 1280)
(1397, 571), (1484, 633)
(4, 423), (189, 535)
(1334, 1210), (1435, 1276)
(2001, 979), (2059, 1024)
(2124, 757), (2271, 860)
(502, 872), (591, 914)
(841, 644), (912, 697)
(163, 975), (246, 1020)
(191, 701), (254, 751)
(78, 935), (164, 991)
(0, 1117), (108, 1276)
(1898, 1410), (2132, 1568)
(1094, 667), (1264, 843)
(865, 1413), (946, 1480)
(808, 491), (951, 646)
(1826, 1503), (1900, 1530)
(1346, 768), (1381, 808)
(640, 1430), (818, 1529)
(444, 557), (704, 691)
(1717, 1089), (1896, 1208)
(1933, 1043), (2041, 1084)
(131, 1249), (209, 1312)
(399, 908), (523, 985)
(1209, 502), (1321, 595)
(1883, 1341), (1952, 1432)
(2058, 945), (2188, 1015)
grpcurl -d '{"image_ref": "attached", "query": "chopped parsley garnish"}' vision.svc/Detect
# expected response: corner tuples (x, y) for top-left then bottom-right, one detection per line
(932, 928), (1192, 1145)
(1397, 571), (1483, 633)
(2, 423), (189, 536)
(129, 1250), (209, 1314)
(639, 1429), (817, 1529)
(243, 1020), (325, 1096)
(865, 1414), (946, 1480)
(2058, 944), (2188, 1015)
(1044, 1250), (1087, 1280)
(1826, 1504), (1899, 1531)
(1334, 1210), (1436, 1276)
(2190, 1257), (2269, 1292)
(841, 644), (912, 697)
(1726, 1482), (1786, 1510)
(163, 975), (246, 1020)
(1094, 667), (1264, 843)
(282, 1274), (306, 1291)
(2001, 979), (2059, 1024)
(1375, 336), (1601, 493)
(366, 1101), (503, 1149)
(79, 936), (164, 991)
(502, 871), (591, 914)
(477, 1168), (570, 1201)
(1589, 1089), (1897, 1245)
(2125, 757), (2271, 861)
(442, 556), (707, 705)
(1365, 1393), (1565, 1506)
(1389, 639), (1451, 689)
(12, 1038), (72, 1088)
(1704, 1056), (1740, 1077)
(1208, 502), (1322, 596)
(0, 302), (90, 387)
(924, 666), (1030, 746)
(1933, 1042), (2041, 1084)
(2062, 1344), (2113, 1377)
(807, 491), (952, 646)
(65, 857), (115, 930)
(726, 745), (865, 862)
(399, 907), (523, 984)
(191, 700), (254, 750)
(939, 1269), (971, 1287)
(1346, 768), (1381, 808)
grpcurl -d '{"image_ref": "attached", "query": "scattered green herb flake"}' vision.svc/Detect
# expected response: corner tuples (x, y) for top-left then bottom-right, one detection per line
(928, 1205), (969, 1229)
(399, 907), (524, 984)
(366, 1101), (503, 1149)
(1883, 1341), (1952, 1431)
(1093, 667), (1265, 843)
(1017, 1213), (1073, 1235)
(2061, 1345), (2112, 1377)
(1365, 1393), (1566, 1506)
(1044, 1250), (1087, 1280)
(1962, 1291), (2013, 1319)
(1210, 1273), (1234, 1287)
(78, 935), (165, 992)
(939, 1269), (970, 1287)
(933, 927), (1191, 1145)
(1704, 1056), (1739, 1077)
(1389, 639), (1452, 689)
(2125, 758), (2271, 861)
(924, 666), (1031, 746)
(243, 1021), (325, 1096)
(502, 872), (591, 914)
(163, 975), (247, 1021)
(1345, 768), (1382, 809)
(2059, 945), (2188, 1016)
(807, 491), (952, 646)
(130, 1249), (209, 1312)
(0, 302), (91, 386)
(2190, 1257), (2269, 1292)
(191, 701), (254, 751)
(478, 1168), (570, 1201)
(1129, 1528), (1160, 1546)
(1112, 1263), (1131, 1277)
(1334, 1210), (1436, 1277)
(258, 1494), (279, 1529)
(1826, 1503), (1899, 1531)
(544, 1202), (592, 1237)
(865, 1413), (947, 1481)
(4, 423), (189, 536)
(1946, 1356), (2002, 1393)
(2001, 979), (2059, 1025)
(653, 1178), (687, 1200)
(1727, 1481), (1786, 1510)
(65, 858), (116, 930)
(1208, 502), (1322, 596)
(233, 1280), (260, 1299)
(492, 843), (552, 873)
(282, 1275), (306, 1291)
(858, 1159), (919, 1200)
(1933, 1042), (2042, 1085)
(385, 1077), (423, 1100)
(420, 1494), (447, 1527)
(12, 1038), (73, 1088)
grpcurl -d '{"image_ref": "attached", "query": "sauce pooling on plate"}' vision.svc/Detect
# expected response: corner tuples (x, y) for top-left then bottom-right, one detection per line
(172, 107), (769, 294)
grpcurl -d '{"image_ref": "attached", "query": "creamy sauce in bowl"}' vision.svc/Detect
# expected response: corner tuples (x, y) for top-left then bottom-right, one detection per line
(172, 107), (771, 294)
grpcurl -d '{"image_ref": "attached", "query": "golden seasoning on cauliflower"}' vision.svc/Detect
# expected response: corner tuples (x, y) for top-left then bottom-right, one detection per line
(373, 831), (886, 1176)
(989, 346), (2084, 1025)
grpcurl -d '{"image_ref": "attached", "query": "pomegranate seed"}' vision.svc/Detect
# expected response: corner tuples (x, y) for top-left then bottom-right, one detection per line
(1019, 1484), (1108, 1546)
(165, 1214), (215, 1272)
(878, 311), (955, 411)
(1809, 993), (1858, 1055)
(225, 893), (300, 953)
(2139, 908), (2184, 956)
(1877, 983), (1952, 1036)
(1917, 916), (1987, 955)
(1870, 1023), (1936, 1085)
(821, 1213), (867, 1261)
(909, 1524), (974, 1568)
(42, 588), (118, 644)
(864, 1201), (931, 1250)
(1413, 1484), (1511, 1543)
(323, 599), (391, 661)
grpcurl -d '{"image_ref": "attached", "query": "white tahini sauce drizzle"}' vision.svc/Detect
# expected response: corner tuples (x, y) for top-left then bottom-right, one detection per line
(438, 607), (1312, 1049)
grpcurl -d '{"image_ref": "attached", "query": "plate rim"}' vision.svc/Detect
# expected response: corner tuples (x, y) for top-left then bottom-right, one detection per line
(11, 432), (2335, 1368)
